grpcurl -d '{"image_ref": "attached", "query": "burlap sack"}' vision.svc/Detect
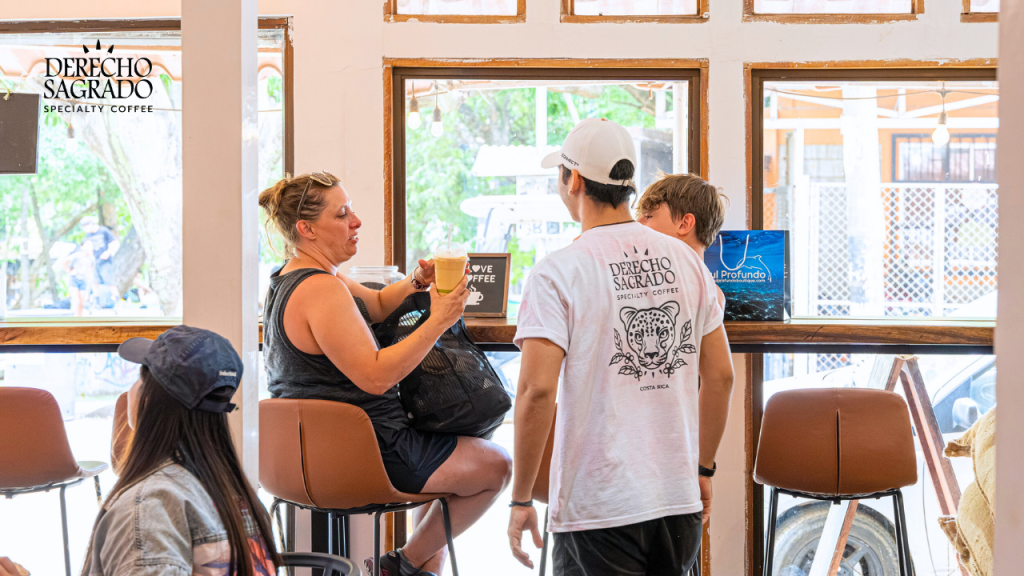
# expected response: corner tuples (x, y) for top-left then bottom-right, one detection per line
(941, 407), (996, 576)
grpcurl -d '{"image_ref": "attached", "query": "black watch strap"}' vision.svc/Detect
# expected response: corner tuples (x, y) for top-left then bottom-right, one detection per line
(698, 463), (717, 478)
(509, 499), (534, 508)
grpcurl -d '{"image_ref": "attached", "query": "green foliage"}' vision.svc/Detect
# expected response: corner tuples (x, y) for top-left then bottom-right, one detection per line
(405, 84), (659, 276)
(0, 111), (123, 304)
(506, 235), (535, 287)
(404, 87), (535, 266)
(267, 75), (283, 105)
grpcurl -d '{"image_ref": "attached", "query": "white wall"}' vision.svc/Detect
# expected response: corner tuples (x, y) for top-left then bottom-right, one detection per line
(0, 1), (999, 573)
(994, 0), (1021, 571)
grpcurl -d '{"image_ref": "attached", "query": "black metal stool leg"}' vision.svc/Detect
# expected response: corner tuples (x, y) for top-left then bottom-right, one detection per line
(60, 484), (71, 576)
(764, 487), (779, 576)
(538, 511), (549, 576)
(895, 491), (912, 576)
(94, 476), (102, 504)
(342, 514), (350, 559)
(374, 509), (385, 576)
(891, 494), (907, 576)
(439, 498), (459, 576)
(327, 512), (336, 556)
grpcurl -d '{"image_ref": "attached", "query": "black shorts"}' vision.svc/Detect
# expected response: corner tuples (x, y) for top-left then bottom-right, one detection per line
(553, 512), (703, 576)
(376, 426), (459, 494)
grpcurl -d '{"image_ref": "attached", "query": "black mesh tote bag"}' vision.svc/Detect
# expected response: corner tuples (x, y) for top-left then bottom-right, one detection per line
(373, 292), (512, 439)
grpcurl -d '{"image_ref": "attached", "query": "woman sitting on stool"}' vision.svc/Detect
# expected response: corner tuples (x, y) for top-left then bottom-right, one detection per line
(82, 326), (280, 575)
(259, 173), (512, 576)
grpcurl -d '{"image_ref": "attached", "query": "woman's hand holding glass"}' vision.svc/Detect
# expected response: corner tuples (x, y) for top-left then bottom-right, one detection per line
(415, 258), (437, 286)
(428, 270), (470, 329)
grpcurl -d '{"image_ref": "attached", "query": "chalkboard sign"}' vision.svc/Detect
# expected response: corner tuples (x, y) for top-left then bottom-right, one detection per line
(465, 253), (511, 318)
(0, 93), (41, 175)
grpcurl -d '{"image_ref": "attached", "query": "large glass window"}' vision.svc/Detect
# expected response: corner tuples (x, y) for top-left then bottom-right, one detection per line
(968, 0), (999, 13)
(396, 70), (700, 317)
(752, 0), (913, 13)
(0, 25), (285, 321)
(572, 0), (699, 16)
(760, 352), (995, 576)
(395, 0), (519, 16)
(757, 75), (998, 319)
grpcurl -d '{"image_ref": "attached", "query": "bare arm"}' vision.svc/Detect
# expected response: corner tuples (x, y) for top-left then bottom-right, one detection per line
(508, 338), (564, 568)
(297, 273), (469, 395)
(339, 273), (418, 324)
(339, 259), (438, 323)
(698, 324), (734, 469)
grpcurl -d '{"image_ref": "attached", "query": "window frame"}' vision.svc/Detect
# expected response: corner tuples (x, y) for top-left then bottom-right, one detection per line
(560, 0), (710, 23)
(961, 0), (999, 22)
(747, 63), (997, 576)
(742, 0), (925, 24)
(0, 17), (293, 330)
(384, 0), (526, 24)
(386, 59), (707, 272)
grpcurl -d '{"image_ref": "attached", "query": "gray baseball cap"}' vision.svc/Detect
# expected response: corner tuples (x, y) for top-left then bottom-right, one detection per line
(118, 325), (243, 413)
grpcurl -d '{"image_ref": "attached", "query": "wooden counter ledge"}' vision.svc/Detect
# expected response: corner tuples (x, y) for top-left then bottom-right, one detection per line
(0, 317), (994, 348)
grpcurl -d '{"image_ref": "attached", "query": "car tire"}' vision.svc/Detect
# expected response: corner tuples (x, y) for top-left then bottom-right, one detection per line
(770, 501), (913, 576)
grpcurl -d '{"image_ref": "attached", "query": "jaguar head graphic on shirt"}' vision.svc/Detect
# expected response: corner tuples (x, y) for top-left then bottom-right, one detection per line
(619, 302), (680, 370)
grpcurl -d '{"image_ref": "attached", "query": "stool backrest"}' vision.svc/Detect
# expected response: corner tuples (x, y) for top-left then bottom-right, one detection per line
(532, 406), (557, 504)
(754, 387), (917, 497)
(111, 392), (133, 476)
(260, 399), (405, 509)
(0, 387), (80, 489)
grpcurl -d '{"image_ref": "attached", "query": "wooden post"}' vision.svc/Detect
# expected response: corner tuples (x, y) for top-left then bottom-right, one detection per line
(807, 500), (857, 576)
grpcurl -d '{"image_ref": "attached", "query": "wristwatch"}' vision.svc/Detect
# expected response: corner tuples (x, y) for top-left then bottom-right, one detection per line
(509, 499), (534, 508)
(698, 463), (716, 478)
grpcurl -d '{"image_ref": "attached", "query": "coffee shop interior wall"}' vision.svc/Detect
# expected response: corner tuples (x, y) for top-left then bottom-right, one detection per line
(0, 0), (1002, 573)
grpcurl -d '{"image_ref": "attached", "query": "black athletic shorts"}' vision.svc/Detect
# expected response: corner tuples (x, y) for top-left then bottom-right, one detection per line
(553, 512), (703, 576)
(376, 426), (459, 494)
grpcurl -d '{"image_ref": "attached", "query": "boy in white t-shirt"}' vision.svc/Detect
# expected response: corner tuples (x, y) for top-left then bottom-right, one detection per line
(507, 118), (735, 576)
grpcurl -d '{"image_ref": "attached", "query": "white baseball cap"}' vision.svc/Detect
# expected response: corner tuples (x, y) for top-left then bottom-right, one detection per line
(541, 118), (637, 188)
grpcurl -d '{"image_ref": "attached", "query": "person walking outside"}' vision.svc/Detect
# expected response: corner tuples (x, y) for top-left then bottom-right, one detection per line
(507, 118), (735, 576)
(81, 216), (120, 286)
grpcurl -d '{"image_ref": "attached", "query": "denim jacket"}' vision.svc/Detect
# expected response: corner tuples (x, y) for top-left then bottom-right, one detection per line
(86, 462), (275, 576)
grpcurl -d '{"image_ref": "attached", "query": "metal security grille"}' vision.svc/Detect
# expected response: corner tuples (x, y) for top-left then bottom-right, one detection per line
(803, 182), (998, 317)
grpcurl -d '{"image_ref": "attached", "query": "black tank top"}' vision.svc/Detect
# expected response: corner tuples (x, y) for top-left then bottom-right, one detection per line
(263, 267), (409, 431)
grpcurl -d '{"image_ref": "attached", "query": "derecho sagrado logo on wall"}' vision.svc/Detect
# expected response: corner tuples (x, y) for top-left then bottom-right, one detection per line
(43, 40), (155, 114)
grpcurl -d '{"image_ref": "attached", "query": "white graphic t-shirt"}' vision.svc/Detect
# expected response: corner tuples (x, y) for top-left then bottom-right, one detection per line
(515, 222), (724, 533)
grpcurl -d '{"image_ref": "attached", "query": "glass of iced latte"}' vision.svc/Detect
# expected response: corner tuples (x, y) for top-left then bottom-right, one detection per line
(433, 242), (468, 295)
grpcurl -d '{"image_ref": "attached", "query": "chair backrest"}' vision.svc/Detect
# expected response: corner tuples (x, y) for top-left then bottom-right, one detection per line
(754, 387), (917, 498)
(532, 406), (557, 504)
(260, 399), (421, 510)
(111, 392), (133, 476)
(0, 387), (81, 489)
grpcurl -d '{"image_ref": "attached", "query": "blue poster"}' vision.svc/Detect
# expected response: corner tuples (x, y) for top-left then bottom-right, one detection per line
(704, 230), (789, 322)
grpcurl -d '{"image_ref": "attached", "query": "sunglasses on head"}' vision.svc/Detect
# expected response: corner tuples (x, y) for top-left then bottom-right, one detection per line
(296, 171), (338, 218)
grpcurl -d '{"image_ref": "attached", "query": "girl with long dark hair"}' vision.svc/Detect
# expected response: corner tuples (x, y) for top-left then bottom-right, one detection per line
(83, 326), (280, 576)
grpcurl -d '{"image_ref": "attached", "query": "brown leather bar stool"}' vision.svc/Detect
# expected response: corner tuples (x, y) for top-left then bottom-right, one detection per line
(259, 398), (459, 576)
(754, 388), (918, 576)
(0, 387), (109, 576)
(110, 392), (133, 475)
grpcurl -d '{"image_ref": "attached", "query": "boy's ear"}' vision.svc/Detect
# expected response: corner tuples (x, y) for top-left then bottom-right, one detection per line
(678, 213), (697, 236)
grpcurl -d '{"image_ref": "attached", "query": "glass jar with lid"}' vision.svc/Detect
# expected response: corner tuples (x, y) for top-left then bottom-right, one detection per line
(347, 266), (405, 289)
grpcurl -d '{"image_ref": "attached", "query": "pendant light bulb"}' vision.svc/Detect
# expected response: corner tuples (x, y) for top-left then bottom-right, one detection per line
(932, 111), (950, 146)
(66, 124), (78, 153)
(431, 107), (444, 137)
(407, 96), (422, 130)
